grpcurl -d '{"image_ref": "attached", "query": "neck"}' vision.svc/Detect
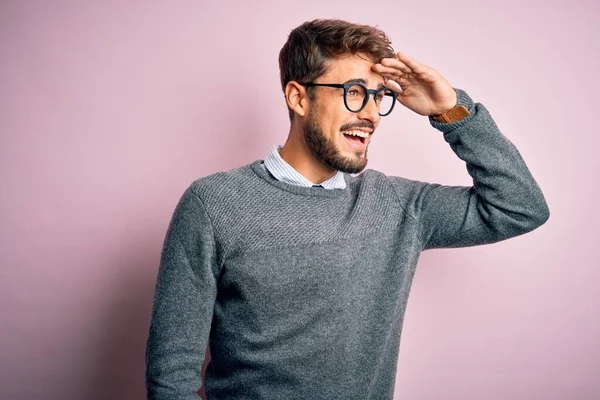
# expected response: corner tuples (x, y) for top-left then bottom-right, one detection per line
(279, 127), (337, 185)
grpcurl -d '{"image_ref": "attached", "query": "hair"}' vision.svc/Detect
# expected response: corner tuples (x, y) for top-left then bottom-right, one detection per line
(278, 19), (396, 122)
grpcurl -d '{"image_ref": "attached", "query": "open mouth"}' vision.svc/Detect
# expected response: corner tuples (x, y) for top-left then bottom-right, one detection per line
(342, 130), (369, 148)
(343, 133), (366, 144)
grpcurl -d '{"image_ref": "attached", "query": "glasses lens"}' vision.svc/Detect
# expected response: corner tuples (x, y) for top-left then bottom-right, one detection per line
(345, 84), (367, 112)
(377, 89), (395, 116)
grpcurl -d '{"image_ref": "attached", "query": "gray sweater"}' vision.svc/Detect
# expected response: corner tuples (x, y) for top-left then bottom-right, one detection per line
(145, 89), (549, 399)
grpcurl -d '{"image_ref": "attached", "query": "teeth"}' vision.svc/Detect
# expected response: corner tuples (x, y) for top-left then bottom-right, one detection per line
(342, 130), (369, 138)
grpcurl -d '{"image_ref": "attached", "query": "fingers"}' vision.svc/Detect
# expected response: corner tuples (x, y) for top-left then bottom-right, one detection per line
(375, 66), (416, 89)
(394, 52), (428, 74)
(372, 59), (411, 89)
(372, 51), (430, 77)
(374, 64), (404, 78)
(384, 78), (404, 92)
(372, 61), (410, 78)
(381, 56), (412, 73)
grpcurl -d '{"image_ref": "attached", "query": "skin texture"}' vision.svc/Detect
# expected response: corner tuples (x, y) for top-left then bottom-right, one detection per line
(373, 51), (457, 116)
(281, 53), (383, 183)
(281, 51), (457, 184)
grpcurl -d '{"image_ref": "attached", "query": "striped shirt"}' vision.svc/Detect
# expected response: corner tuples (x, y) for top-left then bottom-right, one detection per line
(262, 144), (346, 189)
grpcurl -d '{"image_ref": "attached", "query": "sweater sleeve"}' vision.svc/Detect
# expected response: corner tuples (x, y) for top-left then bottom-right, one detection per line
(389, 88), (550, 250)
(145, 184), (219, 399)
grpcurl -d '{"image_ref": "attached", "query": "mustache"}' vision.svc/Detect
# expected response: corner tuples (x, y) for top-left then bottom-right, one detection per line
(339, 122), (375, 132)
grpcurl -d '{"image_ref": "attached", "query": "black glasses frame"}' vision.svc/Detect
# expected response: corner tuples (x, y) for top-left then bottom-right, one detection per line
(299, 82), (398, 116)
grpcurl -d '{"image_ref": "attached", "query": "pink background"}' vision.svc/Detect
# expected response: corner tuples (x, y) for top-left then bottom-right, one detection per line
(1, 1), (598, 399)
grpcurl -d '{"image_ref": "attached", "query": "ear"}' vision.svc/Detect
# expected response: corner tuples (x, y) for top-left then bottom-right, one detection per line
(285, 81), (310, 118)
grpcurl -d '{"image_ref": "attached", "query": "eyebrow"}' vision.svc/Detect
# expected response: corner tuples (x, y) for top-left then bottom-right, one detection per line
(343, 78), (386, 90)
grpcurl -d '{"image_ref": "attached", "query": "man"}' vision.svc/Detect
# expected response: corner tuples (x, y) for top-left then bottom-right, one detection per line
(145, 19), (549, 400)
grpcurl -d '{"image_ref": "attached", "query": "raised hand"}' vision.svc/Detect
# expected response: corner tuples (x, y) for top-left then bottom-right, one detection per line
(372, 52), (458, 117)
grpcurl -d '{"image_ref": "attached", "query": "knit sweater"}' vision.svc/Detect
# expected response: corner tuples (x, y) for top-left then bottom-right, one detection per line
(145, 89), (550, 400)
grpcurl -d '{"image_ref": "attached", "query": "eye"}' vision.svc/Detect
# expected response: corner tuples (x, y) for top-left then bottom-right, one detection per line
(348, 89), (359, 96)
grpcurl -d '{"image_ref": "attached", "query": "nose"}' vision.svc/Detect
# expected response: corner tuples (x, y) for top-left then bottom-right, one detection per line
(356, 94), (381, 125)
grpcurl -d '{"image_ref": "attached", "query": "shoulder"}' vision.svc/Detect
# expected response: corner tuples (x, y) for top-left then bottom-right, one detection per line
(350, 168), (425, 190)
(351, 168), (433, 219)
(186, 162), (256, 203)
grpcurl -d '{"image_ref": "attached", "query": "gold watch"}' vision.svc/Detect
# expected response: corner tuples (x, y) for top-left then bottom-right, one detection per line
(432, 105), (470, 123)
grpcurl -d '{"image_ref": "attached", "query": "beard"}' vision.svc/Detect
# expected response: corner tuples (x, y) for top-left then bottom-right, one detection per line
(303, 106), (369, 174)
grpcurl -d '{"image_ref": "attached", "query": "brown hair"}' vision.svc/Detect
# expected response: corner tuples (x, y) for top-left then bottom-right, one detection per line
(278, 19), (395, 122)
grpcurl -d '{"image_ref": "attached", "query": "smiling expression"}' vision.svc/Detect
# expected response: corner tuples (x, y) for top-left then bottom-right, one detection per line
(302, 53), (385, 174)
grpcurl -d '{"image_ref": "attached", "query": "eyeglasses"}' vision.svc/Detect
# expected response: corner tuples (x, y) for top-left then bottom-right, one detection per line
(299, 82), (398, 116)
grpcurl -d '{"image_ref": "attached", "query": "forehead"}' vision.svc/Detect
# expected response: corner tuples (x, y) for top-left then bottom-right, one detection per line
(321, 53), (384, 87)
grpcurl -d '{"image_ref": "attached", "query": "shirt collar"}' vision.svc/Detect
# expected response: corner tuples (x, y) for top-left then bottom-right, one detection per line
(263, 145), (347, 189)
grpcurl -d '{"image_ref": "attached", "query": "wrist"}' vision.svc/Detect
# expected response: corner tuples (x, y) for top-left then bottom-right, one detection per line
(432, 91), (458, 117)
(432, 105), (470, 123)
(431, 88), (474, 123)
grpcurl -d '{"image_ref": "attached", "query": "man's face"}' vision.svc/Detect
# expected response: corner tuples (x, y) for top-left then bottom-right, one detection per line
(303, 53), (385, 174)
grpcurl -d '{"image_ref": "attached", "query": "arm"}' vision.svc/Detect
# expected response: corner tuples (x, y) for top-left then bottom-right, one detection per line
(389, 88), (550, 250)
(146, 185), (219, 399)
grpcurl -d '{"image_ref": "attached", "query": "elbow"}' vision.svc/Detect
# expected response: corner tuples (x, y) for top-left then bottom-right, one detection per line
(517, 197), (550, 233)
(488, 197), (550, 238)
(536, 199), (550, 224)
(527, 199), (550, 230)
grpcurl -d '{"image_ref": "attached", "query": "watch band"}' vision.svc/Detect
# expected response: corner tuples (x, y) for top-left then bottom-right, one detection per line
(432, 104), (470, 123)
